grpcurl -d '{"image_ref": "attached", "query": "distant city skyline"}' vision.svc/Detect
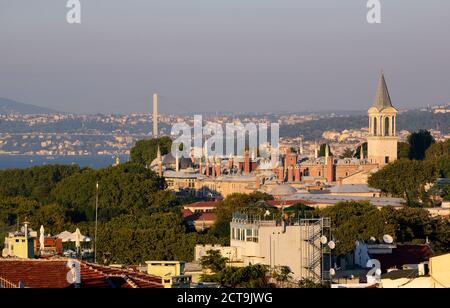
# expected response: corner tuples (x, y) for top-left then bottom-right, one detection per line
(1, 0), (450, 114)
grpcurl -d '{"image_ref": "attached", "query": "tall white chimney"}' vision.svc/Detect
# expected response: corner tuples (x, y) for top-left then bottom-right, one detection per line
(153, 93), (158, 138)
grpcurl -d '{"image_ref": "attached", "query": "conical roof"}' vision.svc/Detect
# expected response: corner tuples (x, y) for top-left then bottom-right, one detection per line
(372, 72), (394, 110)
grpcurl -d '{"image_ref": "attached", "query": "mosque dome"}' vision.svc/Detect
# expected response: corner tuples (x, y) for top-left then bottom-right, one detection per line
(269, 184), (297, 196)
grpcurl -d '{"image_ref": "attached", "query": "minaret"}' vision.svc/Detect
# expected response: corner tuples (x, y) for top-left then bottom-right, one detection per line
(153, 93), (158, 138)
(157, 146), (163, 177)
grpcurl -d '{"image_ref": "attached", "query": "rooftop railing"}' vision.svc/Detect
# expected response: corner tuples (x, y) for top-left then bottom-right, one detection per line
(0, 277), (19, 289)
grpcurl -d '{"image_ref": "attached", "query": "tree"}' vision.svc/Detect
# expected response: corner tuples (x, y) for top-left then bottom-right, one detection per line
(354, 142), (368, 159)
(318, 144), (333, 157)
(97, 212), (195, 264)
(207, 265), (273, 288)
(425, 140), (450, 178)
(0, 165), (81, 201)
(50, 163), (169, 223)
(397, 142), (410, 159)
(429, 184), (450, 202)
(272, 266), (293, 287)
(340, 148), (354, 159)
(319, 202), (396, 256)
(425, 139), (450, 160)
(200, 250), (228, 273)
(298, 278), (328, 288)
(381, 207), (450, 253)
(130, 137), (172, 167)
(368, 159), (437, 206)
(408, 130), (435, 160)
(210, 192), (274, 239)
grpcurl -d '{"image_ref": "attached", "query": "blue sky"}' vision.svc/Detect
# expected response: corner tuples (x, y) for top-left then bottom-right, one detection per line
(1, 0), (449, 114)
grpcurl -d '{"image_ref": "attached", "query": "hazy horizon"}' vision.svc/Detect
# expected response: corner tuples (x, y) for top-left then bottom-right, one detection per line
(1, 0), (450, 114)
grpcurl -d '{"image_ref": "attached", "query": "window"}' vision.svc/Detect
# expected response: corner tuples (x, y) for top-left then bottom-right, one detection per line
(245, 229), (259, 243)
(385, 117), (390, 136)
(373, 117), (378, 136)
(385, 156), (390, 164)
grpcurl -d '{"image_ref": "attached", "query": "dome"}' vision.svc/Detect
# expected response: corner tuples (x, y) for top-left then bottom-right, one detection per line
(162, 153), (193, 170)
(269, 184), (297, 196)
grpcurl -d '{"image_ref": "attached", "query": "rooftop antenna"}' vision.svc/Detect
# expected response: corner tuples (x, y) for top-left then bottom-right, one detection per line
(94, 181), (99, 264)
(383, 234), (394, 244)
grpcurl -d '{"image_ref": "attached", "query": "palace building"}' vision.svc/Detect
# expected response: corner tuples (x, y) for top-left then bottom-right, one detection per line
(154, 72), (399, 199)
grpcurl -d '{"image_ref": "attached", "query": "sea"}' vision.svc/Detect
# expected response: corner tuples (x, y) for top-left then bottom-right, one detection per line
(0, 155), (129, 170)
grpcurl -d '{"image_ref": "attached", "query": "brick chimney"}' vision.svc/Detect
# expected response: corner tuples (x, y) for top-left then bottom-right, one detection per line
(244, 151), (250, 175)
(228, 156), (234, 169)
(287, 166), (294, 182)
(206, 160), (210, 177)
(295, 166), (301, 182)
(326, 155), (335, 183)
(278, 166), (284, 182)
(215, 161), (221, 177)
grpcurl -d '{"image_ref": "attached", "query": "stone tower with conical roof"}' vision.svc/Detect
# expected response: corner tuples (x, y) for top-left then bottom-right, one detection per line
(367, 72), (398, 166)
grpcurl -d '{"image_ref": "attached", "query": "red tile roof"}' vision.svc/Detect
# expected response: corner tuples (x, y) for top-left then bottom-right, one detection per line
(184, 201), (218, 208)
(374, 245), (434, 272)
(182, 209), (194, 219)
(196, 212), (217, 222)
(0, 258), (163, 288)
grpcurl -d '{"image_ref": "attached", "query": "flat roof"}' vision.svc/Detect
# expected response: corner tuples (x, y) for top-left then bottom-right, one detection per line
(283, 193), (405, 207)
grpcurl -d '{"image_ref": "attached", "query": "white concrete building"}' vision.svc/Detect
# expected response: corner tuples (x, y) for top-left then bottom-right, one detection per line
(229, 214), (330, 282)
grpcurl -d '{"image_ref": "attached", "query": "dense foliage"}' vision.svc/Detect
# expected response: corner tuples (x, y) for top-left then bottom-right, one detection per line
(0, 138), (222, 263)
(0, 165), (81, 202)
(369, 136), (450, 206)
(130, 136), (172, 167)
(319, 202), (450, 256)
(210, 192), (274, 239)
(408, 130), (435, 160)
(368, 159), (436, 206)
(204, 264), (273, 288)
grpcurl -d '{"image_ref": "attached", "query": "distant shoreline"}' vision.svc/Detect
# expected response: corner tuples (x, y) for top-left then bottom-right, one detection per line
(0, 154), (129, 170)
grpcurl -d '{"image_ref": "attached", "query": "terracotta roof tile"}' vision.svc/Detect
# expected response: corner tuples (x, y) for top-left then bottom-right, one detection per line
(0, 258), (163, 288)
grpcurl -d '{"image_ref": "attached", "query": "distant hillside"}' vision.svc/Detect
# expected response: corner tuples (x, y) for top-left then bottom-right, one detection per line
(0, 97), (58, 115)
(280, 110), (450, 140)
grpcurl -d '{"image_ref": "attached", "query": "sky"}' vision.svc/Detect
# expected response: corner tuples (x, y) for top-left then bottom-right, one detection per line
(0, 0), (449, 114)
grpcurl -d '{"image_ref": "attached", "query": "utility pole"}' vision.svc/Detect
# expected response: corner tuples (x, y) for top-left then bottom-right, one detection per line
(94, 181), (99, 264)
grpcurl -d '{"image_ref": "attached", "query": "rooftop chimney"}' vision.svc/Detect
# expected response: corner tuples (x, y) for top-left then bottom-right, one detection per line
(244, 151), (250, 175)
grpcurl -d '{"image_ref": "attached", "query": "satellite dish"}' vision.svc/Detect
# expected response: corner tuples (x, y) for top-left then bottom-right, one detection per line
(320, 236), (328, 245)
(329, 268), (336, 276)
(383, 234), (394, 244)
(328, 241), (336, 250)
